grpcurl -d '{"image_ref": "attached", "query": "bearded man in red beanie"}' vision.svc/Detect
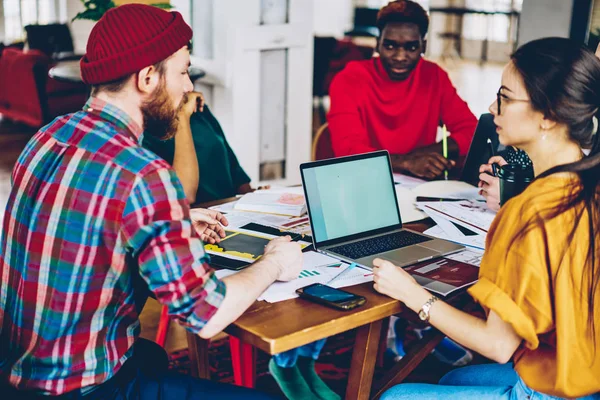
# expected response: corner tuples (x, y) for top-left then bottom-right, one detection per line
(0, 4), (301, 399)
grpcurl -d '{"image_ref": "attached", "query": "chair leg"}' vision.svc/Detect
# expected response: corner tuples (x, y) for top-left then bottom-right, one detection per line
(229, 336), (257, 388)
(155, 305), (170, 348)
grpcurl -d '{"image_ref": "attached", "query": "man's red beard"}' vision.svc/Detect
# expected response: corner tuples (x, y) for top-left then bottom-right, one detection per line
(141, 80), (180, 140)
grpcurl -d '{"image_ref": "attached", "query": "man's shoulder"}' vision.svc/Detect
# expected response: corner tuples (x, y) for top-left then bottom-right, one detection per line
(335, 59), (374, 81)
(53, 112), (173, 178)
(418, 59), (449, 80)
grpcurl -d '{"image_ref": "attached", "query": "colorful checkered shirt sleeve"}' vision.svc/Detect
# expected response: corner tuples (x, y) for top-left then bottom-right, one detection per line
(121, 167), (225, 332)
(0, 97), (225, 395)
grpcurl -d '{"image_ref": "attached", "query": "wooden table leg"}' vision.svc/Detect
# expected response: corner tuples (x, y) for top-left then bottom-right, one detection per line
(370, 327), (445, 399)
(186, 331), (211, 379)
(345, 320), (383, 400)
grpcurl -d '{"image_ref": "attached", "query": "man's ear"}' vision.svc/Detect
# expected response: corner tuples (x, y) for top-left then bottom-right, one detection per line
(136, 65), (160, 95)
(421, 39), (427, 55)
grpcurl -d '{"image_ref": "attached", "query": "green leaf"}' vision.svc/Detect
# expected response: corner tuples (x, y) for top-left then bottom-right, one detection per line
(153, 3), (174, 9)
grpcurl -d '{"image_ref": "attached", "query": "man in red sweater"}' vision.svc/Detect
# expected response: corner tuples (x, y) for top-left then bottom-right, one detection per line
(328, 0), (477, 179)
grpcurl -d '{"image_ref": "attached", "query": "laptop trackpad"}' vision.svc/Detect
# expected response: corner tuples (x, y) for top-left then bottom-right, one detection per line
(379, 245), (438, 265)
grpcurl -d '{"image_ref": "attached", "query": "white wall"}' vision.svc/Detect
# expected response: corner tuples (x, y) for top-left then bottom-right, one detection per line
(66, 0), (93, 53)
(0, 1), (5, 42)
(517, 0), (574, 47)
(313, 0), (353, 37)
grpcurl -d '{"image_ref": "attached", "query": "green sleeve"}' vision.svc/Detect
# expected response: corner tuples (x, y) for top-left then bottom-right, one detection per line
(141, 133), (176, 165)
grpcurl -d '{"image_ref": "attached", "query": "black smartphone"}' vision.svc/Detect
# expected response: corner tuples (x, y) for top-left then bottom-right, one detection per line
(296, 283), (366, 310)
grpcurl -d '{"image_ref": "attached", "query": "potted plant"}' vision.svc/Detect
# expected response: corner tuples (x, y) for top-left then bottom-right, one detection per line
(73, 0), (172, 22)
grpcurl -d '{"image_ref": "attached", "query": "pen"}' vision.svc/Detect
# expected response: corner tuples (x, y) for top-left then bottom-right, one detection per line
(325, 263), (357, 286)
(487, 138), (497, 176)
(442, 124), (448, 180)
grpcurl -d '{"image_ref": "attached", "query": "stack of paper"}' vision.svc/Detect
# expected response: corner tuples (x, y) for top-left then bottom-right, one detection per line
(417, 200), (496, 250)
(234, 191), (307, 217)
(393, 176), (485, 223)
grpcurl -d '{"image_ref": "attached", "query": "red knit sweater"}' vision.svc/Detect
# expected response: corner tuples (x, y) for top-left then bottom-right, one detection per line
(327, 57), (477, 157)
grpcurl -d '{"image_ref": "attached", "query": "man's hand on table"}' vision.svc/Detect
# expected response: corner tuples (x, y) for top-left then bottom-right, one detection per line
(392, 151), (455, 180)
(191, 208), (228, 244)
(262, 236), (303, 281)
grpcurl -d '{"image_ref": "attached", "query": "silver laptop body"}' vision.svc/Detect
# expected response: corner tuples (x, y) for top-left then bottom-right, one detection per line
(300, 151), (464, 270)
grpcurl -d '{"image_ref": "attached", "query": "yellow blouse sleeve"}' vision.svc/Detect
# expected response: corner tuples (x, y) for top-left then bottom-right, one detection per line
(468, 195), (554, 350)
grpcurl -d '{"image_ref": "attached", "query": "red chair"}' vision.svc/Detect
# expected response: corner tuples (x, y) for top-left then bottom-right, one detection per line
(312, 122), (335, 161)
(156, 307), (257, 387)
(0, 48), (86, 128)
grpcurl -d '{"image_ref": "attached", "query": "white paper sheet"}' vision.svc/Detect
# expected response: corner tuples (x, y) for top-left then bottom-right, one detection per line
(393, 173), (427, 190)
(395, 185), (428, 223)
(259, 252), (350, 303)
(418, 201), (496, 233)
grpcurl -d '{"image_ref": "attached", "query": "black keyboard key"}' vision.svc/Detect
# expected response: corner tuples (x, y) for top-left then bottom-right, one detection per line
(329, 231), (432, 259)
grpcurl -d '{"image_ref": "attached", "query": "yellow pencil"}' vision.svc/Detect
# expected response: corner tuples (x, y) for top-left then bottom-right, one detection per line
(442, 124), (448, 180)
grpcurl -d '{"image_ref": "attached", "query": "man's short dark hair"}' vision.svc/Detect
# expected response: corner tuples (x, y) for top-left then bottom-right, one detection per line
(376, 0), (430, 38)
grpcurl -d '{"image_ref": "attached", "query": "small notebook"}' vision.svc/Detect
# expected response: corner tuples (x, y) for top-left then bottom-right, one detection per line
(234, 192), (307, 217)
(403, 258), (479, 297)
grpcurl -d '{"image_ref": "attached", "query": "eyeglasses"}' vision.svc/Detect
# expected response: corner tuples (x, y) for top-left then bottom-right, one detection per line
(496, 89), (530, 115)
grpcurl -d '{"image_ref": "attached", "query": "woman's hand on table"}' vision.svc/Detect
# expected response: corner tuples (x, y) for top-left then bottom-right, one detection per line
(478, 155), (507, 212)
(373, 258), (430, 312)
(262, 236), (303, 282)
(191, 208), (228, 244)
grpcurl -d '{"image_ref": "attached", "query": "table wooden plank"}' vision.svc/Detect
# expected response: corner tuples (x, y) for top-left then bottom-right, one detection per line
(224, 282), (403, 355)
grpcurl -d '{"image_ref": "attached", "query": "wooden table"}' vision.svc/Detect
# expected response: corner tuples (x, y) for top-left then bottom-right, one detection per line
(186, 199), (460, 399)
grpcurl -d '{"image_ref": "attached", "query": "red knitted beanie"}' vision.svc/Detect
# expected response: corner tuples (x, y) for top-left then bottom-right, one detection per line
(80, 4), (193, 85)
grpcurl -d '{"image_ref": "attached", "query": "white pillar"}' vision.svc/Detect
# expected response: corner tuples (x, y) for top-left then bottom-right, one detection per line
(191, 0), (314, 185)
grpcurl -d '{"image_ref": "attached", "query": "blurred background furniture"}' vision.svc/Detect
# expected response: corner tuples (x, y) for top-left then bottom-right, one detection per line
(24, 23), (81, 61)
(312, 37), (373, 126)
(0, 47), (87, 128)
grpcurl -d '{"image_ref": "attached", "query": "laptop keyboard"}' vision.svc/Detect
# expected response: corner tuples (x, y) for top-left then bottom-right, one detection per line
(328, 231), (433, 260)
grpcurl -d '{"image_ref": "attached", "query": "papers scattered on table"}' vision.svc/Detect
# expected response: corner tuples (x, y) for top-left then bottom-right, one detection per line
(418, 200), (495, 233)
(445, 247), (484, 267)
(412, 180), (485, 202)
(393, 173), (427, 190)
(234, 191), (307, 217)
(212, 251), (374, 303)
(404, 257), (480, 297)
(394, 179), (485, 223)
(209, 200), (237, 214)
(220, 211), (295, 230)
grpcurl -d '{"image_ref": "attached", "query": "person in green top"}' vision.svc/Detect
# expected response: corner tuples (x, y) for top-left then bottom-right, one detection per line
(143, 92), (340, 400)
(142, 91), (255, 205)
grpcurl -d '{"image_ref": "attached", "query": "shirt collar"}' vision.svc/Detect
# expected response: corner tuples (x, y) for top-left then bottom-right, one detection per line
(83, 97), (144, 143)
(374, 57), (422, 83)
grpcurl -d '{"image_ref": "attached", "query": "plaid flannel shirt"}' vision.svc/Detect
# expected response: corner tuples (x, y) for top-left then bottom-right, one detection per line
(0, 97), (225, 395)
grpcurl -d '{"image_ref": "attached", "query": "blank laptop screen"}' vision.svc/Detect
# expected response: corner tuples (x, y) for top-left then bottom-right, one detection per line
(303, 154), (400, 243)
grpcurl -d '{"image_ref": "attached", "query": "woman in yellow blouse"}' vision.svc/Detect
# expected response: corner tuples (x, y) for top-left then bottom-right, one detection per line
(376, 37), (600, 399)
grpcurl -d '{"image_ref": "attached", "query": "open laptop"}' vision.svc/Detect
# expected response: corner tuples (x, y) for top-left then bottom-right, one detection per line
(300, 151), (464, 270)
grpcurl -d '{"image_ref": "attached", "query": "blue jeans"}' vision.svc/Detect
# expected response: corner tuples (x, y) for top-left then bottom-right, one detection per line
(380, 363), (600, 400)
(0, 339), (277, 400)
(272, 339), (327, 368)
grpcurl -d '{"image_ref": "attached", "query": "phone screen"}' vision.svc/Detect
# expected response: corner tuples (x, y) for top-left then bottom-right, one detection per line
(303, 284), (357, 303)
